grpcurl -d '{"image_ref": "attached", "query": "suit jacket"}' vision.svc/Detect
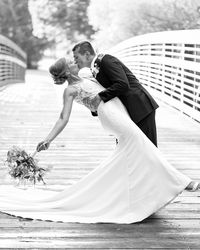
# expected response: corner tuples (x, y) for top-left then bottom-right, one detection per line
(94, 54), (159, 124)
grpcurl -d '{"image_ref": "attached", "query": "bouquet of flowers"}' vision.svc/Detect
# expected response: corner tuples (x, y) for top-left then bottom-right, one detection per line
(5, 146), (49, 185)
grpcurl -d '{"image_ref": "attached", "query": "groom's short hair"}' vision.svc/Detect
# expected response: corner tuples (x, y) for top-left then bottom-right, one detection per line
(72, 41), (95, 55)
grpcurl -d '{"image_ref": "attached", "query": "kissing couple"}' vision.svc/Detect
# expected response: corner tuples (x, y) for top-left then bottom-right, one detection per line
(0, 41), (199, 224)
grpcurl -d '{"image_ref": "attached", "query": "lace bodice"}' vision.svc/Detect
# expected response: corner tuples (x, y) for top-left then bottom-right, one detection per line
(73, 78), (105, 112)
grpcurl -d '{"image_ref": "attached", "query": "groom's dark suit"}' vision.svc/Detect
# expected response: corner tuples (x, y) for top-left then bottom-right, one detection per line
(93, 54), (159, 146)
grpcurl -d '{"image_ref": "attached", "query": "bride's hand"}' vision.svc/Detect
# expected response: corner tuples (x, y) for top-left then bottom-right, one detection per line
(36, 141), (50, 152)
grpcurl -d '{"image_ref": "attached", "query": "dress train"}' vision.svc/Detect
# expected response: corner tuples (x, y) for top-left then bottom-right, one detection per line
(0, 97), (191, 223)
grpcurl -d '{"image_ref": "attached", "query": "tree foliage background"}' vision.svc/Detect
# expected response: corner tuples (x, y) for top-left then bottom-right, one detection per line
(88, 0), (200, 50)
(0, 0), (50, 68)
(1, 0), (200, 68)
(29, 0), (95, 58)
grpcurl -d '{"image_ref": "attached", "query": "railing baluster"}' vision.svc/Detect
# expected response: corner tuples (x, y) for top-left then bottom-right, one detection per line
(109, 30), (200, 122)
(0, 35), (26, 88)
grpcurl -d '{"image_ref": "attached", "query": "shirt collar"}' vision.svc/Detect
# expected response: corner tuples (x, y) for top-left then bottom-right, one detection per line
(91, 55), (98, 69)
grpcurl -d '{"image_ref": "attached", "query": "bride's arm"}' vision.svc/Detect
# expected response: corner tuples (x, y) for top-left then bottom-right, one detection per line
(37, 87), (76, 151)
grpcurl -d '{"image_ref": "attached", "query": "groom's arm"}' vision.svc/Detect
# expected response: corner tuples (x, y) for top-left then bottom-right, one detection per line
(98, 55), (130, 102)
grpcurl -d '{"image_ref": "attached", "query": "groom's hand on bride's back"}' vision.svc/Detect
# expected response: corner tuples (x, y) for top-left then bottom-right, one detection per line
(36, 141), (50, 152)
(91, 111), (98, 116)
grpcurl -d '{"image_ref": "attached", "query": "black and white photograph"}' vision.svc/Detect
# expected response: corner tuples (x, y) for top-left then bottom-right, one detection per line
(0, 0), (200, 249)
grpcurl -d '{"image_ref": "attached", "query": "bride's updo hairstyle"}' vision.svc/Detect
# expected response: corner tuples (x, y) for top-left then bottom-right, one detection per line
(49, 58), (70, 85)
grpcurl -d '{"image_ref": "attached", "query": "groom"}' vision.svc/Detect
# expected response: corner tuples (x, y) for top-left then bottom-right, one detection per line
(72, 41), (159, 146)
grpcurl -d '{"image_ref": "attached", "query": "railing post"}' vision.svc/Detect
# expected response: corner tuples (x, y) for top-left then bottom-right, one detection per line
(161, 43), (166, 99)
(179, 43), (185, 115)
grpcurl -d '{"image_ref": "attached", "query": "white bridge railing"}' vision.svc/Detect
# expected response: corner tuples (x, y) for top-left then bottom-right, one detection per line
(0, 35), (27, 88)
(110, 30), (200, 122)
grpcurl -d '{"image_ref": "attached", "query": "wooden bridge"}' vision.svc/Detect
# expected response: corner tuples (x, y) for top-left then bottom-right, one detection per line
(0, 69), (199, 249)
(0, 31), (200, 249)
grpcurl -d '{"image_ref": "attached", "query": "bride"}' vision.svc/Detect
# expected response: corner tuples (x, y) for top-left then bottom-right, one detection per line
(0, 58), (199, 224)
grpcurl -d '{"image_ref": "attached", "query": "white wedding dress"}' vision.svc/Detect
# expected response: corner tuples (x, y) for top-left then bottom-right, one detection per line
(0, 68), (191, 223)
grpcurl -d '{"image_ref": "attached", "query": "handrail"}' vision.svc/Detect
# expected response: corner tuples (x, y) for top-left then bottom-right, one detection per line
(109, 30), (200, 122)
(0, 35), (27, 88)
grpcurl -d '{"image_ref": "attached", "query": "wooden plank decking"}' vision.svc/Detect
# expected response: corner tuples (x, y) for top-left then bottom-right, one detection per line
(0, 70), (200, 249)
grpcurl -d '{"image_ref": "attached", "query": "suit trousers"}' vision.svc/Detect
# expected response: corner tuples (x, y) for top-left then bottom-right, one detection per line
(136, 111), (157, 147)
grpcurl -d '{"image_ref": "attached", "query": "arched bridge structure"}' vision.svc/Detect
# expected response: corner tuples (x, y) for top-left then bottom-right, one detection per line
(0, 30), (199, 249)
(109, 29), (200, 122)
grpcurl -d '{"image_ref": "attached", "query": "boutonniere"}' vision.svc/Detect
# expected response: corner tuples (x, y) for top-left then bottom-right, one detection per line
(91, 54), (105, 78)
